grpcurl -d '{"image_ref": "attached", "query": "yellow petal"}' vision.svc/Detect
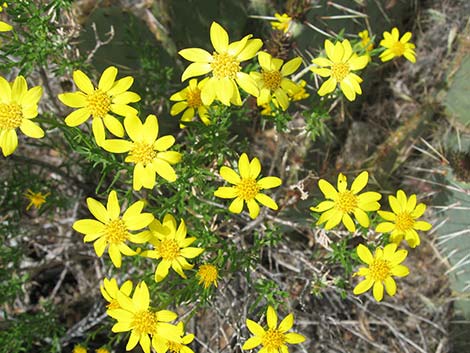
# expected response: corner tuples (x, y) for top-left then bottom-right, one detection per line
(210, 22), (229, 53)
(342, 213), (355, 232)
(58, 92), (87, 108)
(103, 114), (125, 137)
(228, 197), (244, 214)
(317, 77), (337, 96)
(318, 179), (338, 199)
(246, 319), (265, 336)
(106, 191), (120, 219)
(414, 221), (432, 231)
(242, 336), (262, 350)
(73, 219), (105, 234)
(237, 38), (263, 62)
(356, 244), (373, 264)
(124, 114), (144, 142)
(102, 139), (133, 153)
(92, 116), (105, 146)
(373, 281), (384, 301)
(178, 48), (212, 62)
(353, 278), (373, 294)
(376, 222), (395, 233)
(182, 63), (212, 82)
(107, 76), (134, 96)
(236, 72), (259, 97)
(64, 108), (90, 127)
(255, 193), (278, 210)
(278, 313), (294, 333)
(266, 306), (277, 329)
(214, 187), (238, 199)
(246, 199), (260, 219)
(20, 119), (44, 138)
(87, 197), (109, 223)
(257, 176), (282, 189)
(220, 166), (241, 185)
(153, 159), (177, 182)
(73, 70), (95, 94)
(281, 57), (302, 76)
(99, 66), (118, 92)
(351, 171), (368, 194)
(284, 332), (305, 344)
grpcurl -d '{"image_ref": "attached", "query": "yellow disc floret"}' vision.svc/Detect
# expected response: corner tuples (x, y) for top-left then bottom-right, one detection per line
(87, 89), (111, 118)
(132, 310), (158, 335)
(0, 103), (23, 129)
(211, 52), (241, 79)
(104, 219), (129, 244)
(159, 239), (181, 261)
(262, 70), (282, 91)
(262, 329), (285, 350)
(129, 142), (157, 166)
(331, 63), (350, 82)
(335, 190), (358, 213)
(236, 178), (260, 201)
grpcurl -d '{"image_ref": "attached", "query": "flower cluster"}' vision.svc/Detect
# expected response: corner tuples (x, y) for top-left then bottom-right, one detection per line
(310, 172), (432, 301)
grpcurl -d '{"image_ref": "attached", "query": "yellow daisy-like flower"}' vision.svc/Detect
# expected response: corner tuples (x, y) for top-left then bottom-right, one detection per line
(214, 153), (282, 219)
(242, 306), (305, 352)
(0, 75), (43, 156)
(58, 66), (141, 146)
(73, 345), (87, 353)
(353, 243), (409, 301)
(141, 214), (204, 282)
(72, 190), (153, 268)
(379, 27), (416, 63)
(197, 264), (219, 289)
(170, 78), (211, 127)
(102, 114), (182, 190)
(100, 277), (133, 310)
(310, 171), (381, 232)
(95, 348), (109, 353)
(24, 189), (50, 211)
(376, 190), (432, 248)
(179, 21), (262, 106)
(291, 80), (310, 101)
(108, 281), (181, 353)
(0, 2), (11, 32)
(358, 30), (373, 62)
(250, 52), (302, 111)
(153, 322), (195, 353)
(270, 13), (292, 34)
(310, 39), (368, 101)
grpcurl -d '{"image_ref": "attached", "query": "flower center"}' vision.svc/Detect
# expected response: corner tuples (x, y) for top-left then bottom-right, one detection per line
(186, 88), (203, 108)
(132, 310), (158, 335)
(129, 142), (156, 166)
(167, 340), (183, 353)
(159, 239), (180, 260)
(198, 264), (218, 287)
(335, 191), (357, 213)
(262, 329), (285, 350)
(262, 70), (282, 91)
(211, 52), (241, 79)
(87, 89), (111, 119)
(395, 212), (414, 232)
(369, 259), (391, 281)
(236, 178), (260, 201)
(107, 299), (120, 310)
(391, 41), (405, 56)
(104, 218), (129, 244)
(331, 62), (350, 82)
(0, 103), (23, 130)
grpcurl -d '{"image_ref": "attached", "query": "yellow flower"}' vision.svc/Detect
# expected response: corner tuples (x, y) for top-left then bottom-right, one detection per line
(179, 22), (262, 106)
(358, 30), (373, 62)
(242, 306), (305, 352)
(290, 80), (310, 101)
(379, 27), (416, 63)
(153, 322), (195, 353)
(311, 39), (368, 101)
(376, 190), (432, 248)
(214, 153), (282, 219)
(250, 52), (302, 111)
(353, 243), (409, 301)
(100, 277), (133, 310)
(141, 214), (204, 282)
(310, 171), (381, 232)
(0, 75), (43, 156)
(58, 66), (140, 145)
(95, 348), (109, 353)
(0, 2), (11, 32)
(170, 78), (211, 127)
(24, 189), (49, 211)
(102, 114), (182, 190)
(108, 281), (181, 353)
(72, 190), (153, 268)
(270, 13), (292, 33)
(73, 345), (87, 353)
(197, 264), (218, 289)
